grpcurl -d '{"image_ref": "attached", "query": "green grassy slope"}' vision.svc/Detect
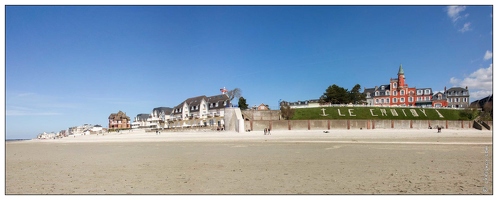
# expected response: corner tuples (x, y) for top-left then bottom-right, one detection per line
(291, 107), (476, 120)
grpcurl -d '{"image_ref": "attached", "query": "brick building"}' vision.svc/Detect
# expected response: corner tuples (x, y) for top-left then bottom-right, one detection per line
(363, 65), (470, 108)
(108, 110), (131, 130)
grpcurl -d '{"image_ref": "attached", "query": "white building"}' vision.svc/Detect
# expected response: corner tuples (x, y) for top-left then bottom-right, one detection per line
(170, 93), (230, 128)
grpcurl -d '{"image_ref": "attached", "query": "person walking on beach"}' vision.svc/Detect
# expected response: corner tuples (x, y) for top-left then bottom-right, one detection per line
(264, 128), (267, 135)
(267, 128), (271, 135)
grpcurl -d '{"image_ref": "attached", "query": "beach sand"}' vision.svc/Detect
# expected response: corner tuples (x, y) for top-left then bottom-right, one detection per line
(5, 129), (493, 194)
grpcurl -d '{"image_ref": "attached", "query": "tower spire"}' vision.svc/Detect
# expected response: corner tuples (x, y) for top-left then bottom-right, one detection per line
(398, 64), (404, 75)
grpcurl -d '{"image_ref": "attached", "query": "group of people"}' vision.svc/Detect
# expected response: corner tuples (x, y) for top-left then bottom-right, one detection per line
(264, 128), (271, 135)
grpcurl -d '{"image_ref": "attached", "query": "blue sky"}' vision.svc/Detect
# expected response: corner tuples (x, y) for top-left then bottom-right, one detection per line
(4, 5), (493, 139)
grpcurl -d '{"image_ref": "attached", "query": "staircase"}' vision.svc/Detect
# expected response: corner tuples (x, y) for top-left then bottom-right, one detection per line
(473, 117), (491, 130)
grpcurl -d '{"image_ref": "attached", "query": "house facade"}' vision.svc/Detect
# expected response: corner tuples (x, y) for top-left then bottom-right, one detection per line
(364, 65), (419, 107)
(437, 86), (470, 108)
(132, 113), (150, 129)
(148, 107), (173, 129)
(108, 111), (131, 130)
(170, 93), (230, 128)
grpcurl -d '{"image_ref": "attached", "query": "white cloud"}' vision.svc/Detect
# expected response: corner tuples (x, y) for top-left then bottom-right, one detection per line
(484, 50), (492, 60)
(449, 64), (493, 100)
(447, 6), (467, 22)
(458, 22), (471, 33)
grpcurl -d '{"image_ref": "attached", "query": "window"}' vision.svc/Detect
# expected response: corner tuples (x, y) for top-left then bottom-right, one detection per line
(386, 98), (390, 103)
(375, 91), (379, 96)
(400, 98), (405, 102)
(417, 90), (423, 95)
(408, 97), (413, 102)
(400, 90), (405, 95)
(375, 99), (379, 103)
(215, 102), (219, 107)
(393, 98), (397, 103)
(386, 90), (390, 95)
(393, 83), (397, 88)
(425, 89), (431, 94)
(381, 86), (385, 90)
(366, 93), (371, 98)
(393, 91), (397, 96)
(417, 97), (421, 101)
(381, 99), (384, 103)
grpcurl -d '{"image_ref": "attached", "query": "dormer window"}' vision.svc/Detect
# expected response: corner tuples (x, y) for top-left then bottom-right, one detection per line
(381, 86), (385, 90)
(393, 83), (397, 88)
(386, 90), (390, 95)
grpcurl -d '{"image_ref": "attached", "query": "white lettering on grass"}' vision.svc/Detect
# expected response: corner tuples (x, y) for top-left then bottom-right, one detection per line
(370, 109), (378, 116)
(390, 109), (398, 116)
(380, 109), (387, 116)
(410, 109), (419, 117)
(338, 109), (345, 116)
(321, 108), (328, 116)
(401, 109), (407, 117)
(348, 109), (356, 116)
(435, 109), (444, 118)
(419, 109), (427, 117)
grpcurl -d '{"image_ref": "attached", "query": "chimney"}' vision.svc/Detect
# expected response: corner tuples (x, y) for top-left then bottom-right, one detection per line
(465, 86), (468, 90)
(444, 86), (446, 93)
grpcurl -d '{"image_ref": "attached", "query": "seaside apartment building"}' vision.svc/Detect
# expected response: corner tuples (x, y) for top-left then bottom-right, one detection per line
(131, 113), (150, 129)
(170, 93), (231, 128)
(148, 107), (173, 129)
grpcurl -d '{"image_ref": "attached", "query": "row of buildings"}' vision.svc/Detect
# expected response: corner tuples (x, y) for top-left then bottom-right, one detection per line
(108, 88), (233, 130)
(283, 65), (471, 109)
(37, 124), (105, 139)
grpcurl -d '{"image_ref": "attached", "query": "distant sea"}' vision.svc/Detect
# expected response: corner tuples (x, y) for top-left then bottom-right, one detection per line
(6, 139), (32, 142)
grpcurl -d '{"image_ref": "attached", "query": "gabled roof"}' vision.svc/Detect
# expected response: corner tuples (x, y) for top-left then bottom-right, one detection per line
(108, 110), (130, 120)
(136, 113), (150, 121)
(207, 94), (230, 109)
(446, 87), (468, 92)
(152, 107), (173, 115)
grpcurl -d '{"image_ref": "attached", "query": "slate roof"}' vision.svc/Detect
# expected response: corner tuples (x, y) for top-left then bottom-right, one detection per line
(136, 113), (150, 121)
(152, 107), (173, 115)
(206, 94), (230, 109)
(108, 110), (130, 121)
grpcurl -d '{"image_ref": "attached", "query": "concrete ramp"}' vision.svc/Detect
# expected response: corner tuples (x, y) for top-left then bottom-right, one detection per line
(224, 108), (245, 133)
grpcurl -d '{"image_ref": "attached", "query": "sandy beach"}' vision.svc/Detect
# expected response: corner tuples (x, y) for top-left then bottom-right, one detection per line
(5, 129), (493, 194)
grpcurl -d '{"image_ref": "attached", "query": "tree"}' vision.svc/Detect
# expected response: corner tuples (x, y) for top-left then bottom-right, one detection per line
(238, 96), (249, 110)
(227, 88), (242, 101)
(280, 104), (295, 120)
(349, 84), (367, 104)
(320, 84), (349, 104)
